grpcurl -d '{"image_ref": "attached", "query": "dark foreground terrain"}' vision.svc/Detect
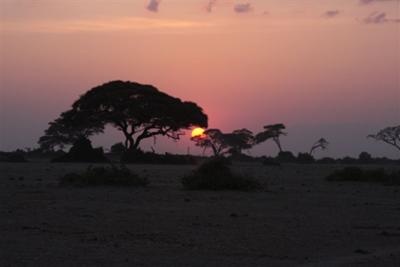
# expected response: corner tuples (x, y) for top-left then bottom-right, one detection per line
(1, 162), (400, 266)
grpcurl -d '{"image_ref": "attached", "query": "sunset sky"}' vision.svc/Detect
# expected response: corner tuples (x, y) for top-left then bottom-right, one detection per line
(0, 0), (399, 158)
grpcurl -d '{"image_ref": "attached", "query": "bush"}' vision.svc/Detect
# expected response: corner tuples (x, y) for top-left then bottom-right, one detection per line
(181, 157), (261, 191)
(110, 142), (126, 155)
(358, 152), (372, 163)
(60, 165), (148, 187)
(121, 149), (197, 165)
(52, 138), (108, 163)
(262, 157), (280, 166)
(0, 151), (27, 162)
(296, 153), (315, 163)
(317, 157), (336, 164)
(326, 167), (400, 185)
(276, 151), (296, 163)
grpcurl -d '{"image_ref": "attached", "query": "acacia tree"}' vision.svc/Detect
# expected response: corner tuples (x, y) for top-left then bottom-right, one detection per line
(192, 129), (228, 156)
(224, 128), (254, 156)
(368, 125), (400, 152)
(191, 128), (254, 157)
(39, 80), (208, 151)
(255, 123), (287, 152)
(309, 138), (329, 155)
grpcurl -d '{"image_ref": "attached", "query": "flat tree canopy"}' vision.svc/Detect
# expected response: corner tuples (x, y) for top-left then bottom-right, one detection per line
(191, 128), (254, 156)
(39, 80), (208, 151)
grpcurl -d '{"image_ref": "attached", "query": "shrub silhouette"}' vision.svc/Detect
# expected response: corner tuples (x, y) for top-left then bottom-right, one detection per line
(181, 157), (261, 191)
(60, 165), (148, 187)
(110, 142), (126, 155)
(358, 152), (372, 163)
(0, 151), (27, 162)
(326, 167), (400, 185)
(121, 149), (197, 164)
(296, 152), (315, 163)
(52, 137), (108, 163)
(276, 151), (296, 163)
(262, 156), (281, 166)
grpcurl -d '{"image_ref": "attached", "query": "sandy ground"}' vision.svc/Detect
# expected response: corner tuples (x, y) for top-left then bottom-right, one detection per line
(1, 162), (400, 267)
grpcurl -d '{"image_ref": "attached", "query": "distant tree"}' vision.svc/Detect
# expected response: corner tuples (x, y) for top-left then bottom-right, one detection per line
(255, 123), (287, 152)
(309, 138), (329, 155)
(192, 129), (228, 156)
(224, 128), (254, 156)
(38, 109), (104, 151)
(39, 81), (208, 152)
(192, 128), (255, 157)
(110, 142), (126, 154)
(368, 126), (400, 152)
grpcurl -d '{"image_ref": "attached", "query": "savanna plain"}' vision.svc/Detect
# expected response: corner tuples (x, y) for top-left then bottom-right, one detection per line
(1, 162), (400, 266)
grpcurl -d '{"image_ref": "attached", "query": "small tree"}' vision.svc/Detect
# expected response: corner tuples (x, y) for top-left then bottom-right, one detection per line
(191, 129), (228, 156)
(255, 123), (287, 153)
(309, 138), (329, 155)
(224, 128), (254, 156)
(368, 126), (400, 152)
(192, 128), (255, 157)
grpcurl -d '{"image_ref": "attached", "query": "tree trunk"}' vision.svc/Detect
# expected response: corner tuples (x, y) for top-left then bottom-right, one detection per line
(124, 134), (135, 151)
(274, 137), (283, 152)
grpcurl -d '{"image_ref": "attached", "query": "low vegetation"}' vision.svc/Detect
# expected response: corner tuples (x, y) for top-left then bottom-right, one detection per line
(60, 165), (148, 187)
(0, 151), (27, 163)
(181, 157), (261, 191)
(326, 167), (400, 185)
(121, 150), (198, 164)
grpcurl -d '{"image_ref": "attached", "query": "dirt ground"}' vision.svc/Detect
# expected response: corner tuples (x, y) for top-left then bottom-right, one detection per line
(1, 162), (400, 266)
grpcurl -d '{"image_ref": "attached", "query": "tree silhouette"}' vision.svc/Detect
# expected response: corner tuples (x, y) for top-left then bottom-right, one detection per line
(255, 123), (287, 152)
(40, 81), (208, 151)
(368, 125), (400, 152)
(39, 109), (103, 151)
(192, 129), (228, 156)
(224, 128), (254, 156)
(192, 128), (254, 157)
(309, 138), (329, 155)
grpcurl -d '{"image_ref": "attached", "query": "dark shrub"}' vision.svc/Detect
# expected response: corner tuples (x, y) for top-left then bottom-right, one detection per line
(121, 149), (197, 165)
(60, 165), (148, 187)
(262, 156), (280, 166)
(317, 157), (336, 164)
(181, 157), (261, 191)
(326, 167), (400, 185)
(358, 152), (372, 163)
(229, 153), (256, 162)
(339, 156), (358, 164)
(276, 151), (296, 163)
(326, 167), (364, 181)
(110, 142), (126, 155)
(297, 153), (315, 164)
(52, 137), (108, 163)
(0, 151), (28, 162)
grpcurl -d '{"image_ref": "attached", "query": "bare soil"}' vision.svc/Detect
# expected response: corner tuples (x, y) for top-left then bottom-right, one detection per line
(1, 162), (400, 266)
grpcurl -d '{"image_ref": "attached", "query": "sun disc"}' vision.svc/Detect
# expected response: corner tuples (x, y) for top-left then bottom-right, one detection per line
(191, 127), (205, 138)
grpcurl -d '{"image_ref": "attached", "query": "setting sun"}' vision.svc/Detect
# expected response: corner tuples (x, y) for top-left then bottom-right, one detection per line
(191, 127), (205, 138)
